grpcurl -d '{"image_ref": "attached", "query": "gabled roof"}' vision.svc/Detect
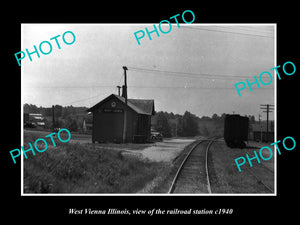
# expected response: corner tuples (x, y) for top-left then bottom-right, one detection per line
(87, 94), (155, 115)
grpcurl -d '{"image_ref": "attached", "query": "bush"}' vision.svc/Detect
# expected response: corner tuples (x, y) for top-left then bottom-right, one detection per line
(24, 143), (164, 193)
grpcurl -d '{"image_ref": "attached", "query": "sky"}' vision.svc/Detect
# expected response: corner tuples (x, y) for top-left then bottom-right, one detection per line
(22, 23), (275, 120)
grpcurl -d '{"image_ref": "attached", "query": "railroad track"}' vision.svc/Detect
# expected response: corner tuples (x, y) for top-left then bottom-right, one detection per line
(243, 148), (275, 193)
(168, 138), (216, 194)
(245, 168), (274, 193)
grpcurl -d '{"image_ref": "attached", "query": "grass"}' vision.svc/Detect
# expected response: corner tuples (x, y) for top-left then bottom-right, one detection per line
(209, 141), (275, 193)
(23, 132), (168, 193)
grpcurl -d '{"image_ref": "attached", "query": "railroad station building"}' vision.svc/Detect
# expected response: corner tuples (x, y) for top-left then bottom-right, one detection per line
(87, 92), (155, 143)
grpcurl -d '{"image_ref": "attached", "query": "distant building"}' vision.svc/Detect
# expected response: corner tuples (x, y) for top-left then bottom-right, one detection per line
(24, 113), (45, 128)
(251, 121), (274, 142)
(87, 94), (155, 143)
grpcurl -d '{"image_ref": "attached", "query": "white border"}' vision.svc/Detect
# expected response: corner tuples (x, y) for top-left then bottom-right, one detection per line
(21, 23), (277, 196)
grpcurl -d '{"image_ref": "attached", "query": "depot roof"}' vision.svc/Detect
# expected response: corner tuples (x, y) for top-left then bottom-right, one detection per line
(87, 94), (155, 116)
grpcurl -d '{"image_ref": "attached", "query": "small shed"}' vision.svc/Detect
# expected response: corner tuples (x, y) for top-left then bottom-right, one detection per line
(87, 94), (155, 143)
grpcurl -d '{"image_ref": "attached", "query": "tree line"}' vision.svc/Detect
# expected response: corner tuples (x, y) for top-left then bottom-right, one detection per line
(24, 104), (257, 137)
(153, 111), (199, 138)
(153, 112), (256, 138)
(24, 104), (89, 132)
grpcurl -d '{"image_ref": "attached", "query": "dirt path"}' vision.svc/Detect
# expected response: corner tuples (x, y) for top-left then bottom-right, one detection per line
(123, 138), (197, 162)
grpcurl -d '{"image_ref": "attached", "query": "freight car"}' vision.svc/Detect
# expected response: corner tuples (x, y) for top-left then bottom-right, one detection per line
(224, 114), (249, 148)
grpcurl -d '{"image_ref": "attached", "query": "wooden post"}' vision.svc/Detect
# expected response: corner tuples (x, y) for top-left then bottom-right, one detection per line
(266, 104), (269, 142)
(122, 66), (128, 143)
(123, 110), (127, 143)
(122, 66), (128, 104)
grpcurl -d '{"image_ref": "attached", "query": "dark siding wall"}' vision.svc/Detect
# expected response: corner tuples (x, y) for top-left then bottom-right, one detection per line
(224, 115), (249, 142)
(91, 95), (152, 143)
(125, 110), (138, 142)
(137, 115), (151, 136)
(92, 97), (139, 143)
(93, 111), (124, 142)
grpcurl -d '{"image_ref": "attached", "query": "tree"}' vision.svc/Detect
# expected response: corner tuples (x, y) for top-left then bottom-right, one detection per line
(54, 105), (63, 117)
(212, 113), (219, 121)
(155, 112), (172, 138)
(182, 111), (199, 137)
(42, 107), (52, 116)
(249, 115), (255, 124)
(23, 104), (40, 113)
(65, 117), (78, 132)
(220, 113), (226, 122)
(201, 125), (210, 137)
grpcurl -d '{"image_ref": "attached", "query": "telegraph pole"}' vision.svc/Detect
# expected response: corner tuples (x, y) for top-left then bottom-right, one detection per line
(258, 114), (262, 142)
(122, 66), (128, 104)
(260, 104), (274, 142)
(122, 66), (128, 143)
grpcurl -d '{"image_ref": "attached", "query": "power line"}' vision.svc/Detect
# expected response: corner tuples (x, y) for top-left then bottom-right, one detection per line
(129, 66), (264, 81)
(54, 86), (273, 106)
(23, 85), (115, 89)
(128, 85), (273, 90)
(180, 26), (274, 39)
(117, 71), (123, 86)
(61, 93), (106, 106)
(212, 25), (274, 34)
(23, 85), (274, 90)
(23, 86), (115, 89)
(58, 87), (117, 106)
(24, 85), (273, 107)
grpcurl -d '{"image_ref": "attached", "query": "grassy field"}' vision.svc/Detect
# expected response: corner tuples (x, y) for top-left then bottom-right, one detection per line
(23, 131), (168, 193)
(209, 140), (275, 193)
(23, 130), (275, 194)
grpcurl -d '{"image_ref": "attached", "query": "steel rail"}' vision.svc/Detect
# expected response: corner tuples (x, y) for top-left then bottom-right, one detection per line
(205, 140), (215, 194)
(244, 149), (275, 174)
(243, 149), (274, 193)
(168, 138), (216, 194)
(168, 140), (206, 193)
(245, 168), (274, 193)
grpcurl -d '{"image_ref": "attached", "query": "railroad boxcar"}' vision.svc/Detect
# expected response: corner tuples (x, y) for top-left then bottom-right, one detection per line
(224, 114), (249, 148)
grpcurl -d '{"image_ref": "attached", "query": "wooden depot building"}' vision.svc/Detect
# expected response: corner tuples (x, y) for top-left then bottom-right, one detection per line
(87, 91), (155, 143)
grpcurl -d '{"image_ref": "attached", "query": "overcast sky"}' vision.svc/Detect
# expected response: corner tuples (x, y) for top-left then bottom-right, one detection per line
(22, 24), (275, 120)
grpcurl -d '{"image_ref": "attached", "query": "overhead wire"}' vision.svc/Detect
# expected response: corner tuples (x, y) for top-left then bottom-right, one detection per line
(211, 25), (274, 34)
(23, 64), (275, 94)
(128, 85), (273, 90)
(180, 26), (274, 39)
(24, 25), (274, 107)
(128, 66), (269, 81)
(23, 85), (273, 90)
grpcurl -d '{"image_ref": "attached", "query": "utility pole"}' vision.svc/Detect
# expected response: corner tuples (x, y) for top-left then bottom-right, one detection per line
(122, 66), (128, 143)
(260, 104), (274, 142)
(122, 66), (128, 104)
(258, 114), (262, 142)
